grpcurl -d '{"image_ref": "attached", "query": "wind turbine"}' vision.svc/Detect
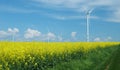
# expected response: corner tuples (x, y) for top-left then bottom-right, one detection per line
(12, 32), (15, 42)
(86, 8), (94, 42)
(8, 28), (19, 42)
(58, 32), (63, 42)
(47, 27), (50, 43)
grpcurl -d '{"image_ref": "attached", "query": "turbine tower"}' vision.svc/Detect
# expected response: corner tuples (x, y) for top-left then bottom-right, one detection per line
(86, 8), (94, 42)
(47, 27), (50, 43)
(12, 33), (15, 42)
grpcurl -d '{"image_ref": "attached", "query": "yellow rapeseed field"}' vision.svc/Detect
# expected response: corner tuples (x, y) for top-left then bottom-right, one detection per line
(0, 42), (119, 70)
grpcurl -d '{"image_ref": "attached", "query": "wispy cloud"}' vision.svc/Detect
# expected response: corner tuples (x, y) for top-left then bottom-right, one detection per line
(106, 9), (120, 23)
(32, 0), (120, 22)
(0, 5), (39, 13)
(0, 0), (120, 22)
(52, 15), (99, 20)
(32, 0), (117, 10)
(0, 1), (100, 20)
(0, 31), (9, 38)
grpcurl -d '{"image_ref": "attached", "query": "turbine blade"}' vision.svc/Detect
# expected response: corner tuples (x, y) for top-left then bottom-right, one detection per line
(89, 8), (94, 14)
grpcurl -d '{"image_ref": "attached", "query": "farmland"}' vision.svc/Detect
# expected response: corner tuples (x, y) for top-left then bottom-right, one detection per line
(0, 42), (120, 70)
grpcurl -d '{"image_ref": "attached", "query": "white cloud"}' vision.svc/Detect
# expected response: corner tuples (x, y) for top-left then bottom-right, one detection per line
(71, 32), (77, 38)
(47, 32), (56, 40)
(94, 36), (112, 42)
(8, 28), (19, 34)
(71, 32), (78, 41)
(24, 28), (41, 39)
(94, 37), (101, 42)
(2, 28), (51, 41)
(24, 28), (56, 41)
(36, 32), (56, 41)
(0, 28), (19, 38)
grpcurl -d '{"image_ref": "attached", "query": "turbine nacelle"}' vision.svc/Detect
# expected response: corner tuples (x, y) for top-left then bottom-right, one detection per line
(86, 8), (94, 15)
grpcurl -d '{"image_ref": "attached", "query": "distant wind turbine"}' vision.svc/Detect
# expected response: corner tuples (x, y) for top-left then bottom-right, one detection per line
(86, 8), (94, 42)
(12, 33), (15, 42)
(59, 32), (63, 42)
(47, 27), (50, 43)
(8, 28), (19, 42)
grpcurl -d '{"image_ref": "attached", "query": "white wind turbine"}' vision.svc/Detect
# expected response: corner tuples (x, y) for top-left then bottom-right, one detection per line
(47, 27), (50, 43)
(8, 28), (19, 42)
(86, 8), (94, 42)
(58, 32), (63, 42)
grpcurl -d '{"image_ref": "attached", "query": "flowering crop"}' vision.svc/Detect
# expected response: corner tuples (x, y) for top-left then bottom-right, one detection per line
(0, 42), (119, 70)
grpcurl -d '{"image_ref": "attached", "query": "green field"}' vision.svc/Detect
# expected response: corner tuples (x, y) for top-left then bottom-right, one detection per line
(0, 42), (120, 70)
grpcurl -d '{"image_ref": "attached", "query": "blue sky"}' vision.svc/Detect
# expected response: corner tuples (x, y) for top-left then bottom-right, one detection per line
(0, 0), (120, 42)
